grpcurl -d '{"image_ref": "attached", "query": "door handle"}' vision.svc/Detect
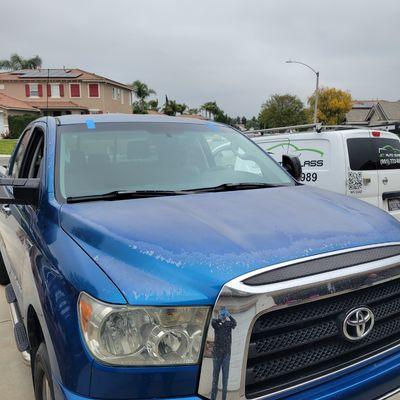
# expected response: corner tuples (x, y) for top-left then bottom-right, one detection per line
(382, 177), (389, 185)
(363, 177), (371, 185)
(1, 204), (10, 216)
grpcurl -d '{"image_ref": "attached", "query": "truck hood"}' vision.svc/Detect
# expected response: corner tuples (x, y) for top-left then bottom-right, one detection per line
(60, 186), (400, 305)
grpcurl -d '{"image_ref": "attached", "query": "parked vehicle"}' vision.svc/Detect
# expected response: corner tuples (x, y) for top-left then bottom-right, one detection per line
(1, 115), (400, 400)
(251, 126), (400, 220)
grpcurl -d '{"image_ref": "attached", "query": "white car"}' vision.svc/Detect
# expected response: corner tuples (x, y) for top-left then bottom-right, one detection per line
(252, 128), (400, 221)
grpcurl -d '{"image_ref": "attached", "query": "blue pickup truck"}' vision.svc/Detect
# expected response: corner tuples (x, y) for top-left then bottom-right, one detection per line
(1, 114), (400, 400)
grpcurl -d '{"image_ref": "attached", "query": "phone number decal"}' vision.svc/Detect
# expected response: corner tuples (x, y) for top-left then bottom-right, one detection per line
(300, 172), (318, 182)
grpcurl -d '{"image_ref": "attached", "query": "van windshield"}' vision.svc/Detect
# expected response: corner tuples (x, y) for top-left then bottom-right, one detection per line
(57, 122), (294, 200)
(347, 138), (400, 170)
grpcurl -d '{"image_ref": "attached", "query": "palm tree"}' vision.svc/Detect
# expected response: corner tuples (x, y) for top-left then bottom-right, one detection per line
(0, 53), (42, 70)
(176, 103), (187, 115)
(131, 80), (156, 113)
(201, 101), (221, 120)
(148, 99), (159, 111)
(162, 97), (180, 116)
(188, 108), (199, 115)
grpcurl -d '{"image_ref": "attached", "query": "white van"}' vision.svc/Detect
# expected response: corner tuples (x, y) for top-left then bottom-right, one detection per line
(252, 128), (400, 221)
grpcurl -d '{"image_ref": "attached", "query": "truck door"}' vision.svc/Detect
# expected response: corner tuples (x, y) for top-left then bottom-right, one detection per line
(375, 135), (400, 220)
(345, 137), (379, 207)
(0, 125), (44, 302)
(0, 127), (33, 294)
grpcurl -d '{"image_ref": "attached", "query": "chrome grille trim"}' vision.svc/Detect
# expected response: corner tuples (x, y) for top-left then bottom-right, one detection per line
(198, 243), (400, 400)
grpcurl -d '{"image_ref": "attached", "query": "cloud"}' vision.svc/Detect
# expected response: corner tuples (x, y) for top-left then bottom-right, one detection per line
(2, 0), (399, 116)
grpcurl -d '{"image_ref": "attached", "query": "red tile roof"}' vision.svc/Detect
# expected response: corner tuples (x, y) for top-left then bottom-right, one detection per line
(0, 68), (132, 90)
(0, 93), (39, 111)
(25, 100), (88, 110)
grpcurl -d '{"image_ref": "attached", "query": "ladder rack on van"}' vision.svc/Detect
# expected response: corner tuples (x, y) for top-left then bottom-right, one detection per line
(244, 123), (380, 137)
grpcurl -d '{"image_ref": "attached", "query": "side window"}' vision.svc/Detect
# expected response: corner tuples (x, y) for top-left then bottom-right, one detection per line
(347, 137), (400, 171)
(19, 128), (45, 179)
(375, 139), (400, 170)
(347, 138), (377, 171)
(9, 129), (32, 177)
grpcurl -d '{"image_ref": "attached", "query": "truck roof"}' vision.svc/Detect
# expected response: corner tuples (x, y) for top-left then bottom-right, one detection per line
(37, 114), (214, 126)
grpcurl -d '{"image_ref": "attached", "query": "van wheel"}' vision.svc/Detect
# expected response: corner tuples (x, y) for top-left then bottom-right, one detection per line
(33, 343), (54, 400)
(0, 252), (9, 285)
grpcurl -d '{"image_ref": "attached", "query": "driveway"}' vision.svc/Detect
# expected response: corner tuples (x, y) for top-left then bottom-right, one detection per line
(0, 285), (34, 400)
(0, 155), (10, 169)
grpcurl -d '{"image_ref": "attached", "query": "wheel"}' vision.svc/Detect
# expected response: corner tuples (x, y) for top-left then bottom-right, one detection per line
(33, 343), (54, 400)
(0, 252), (9, 285)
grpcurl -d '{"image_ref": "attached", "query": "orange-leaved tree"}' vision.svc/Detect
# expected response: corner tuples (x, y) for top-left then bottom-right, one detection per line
(308, 87), (352, 125)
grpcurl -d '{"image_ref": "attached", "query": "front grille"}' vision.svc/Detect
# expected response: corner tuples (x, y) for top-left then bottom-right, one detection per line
(245, 278), (400, 398)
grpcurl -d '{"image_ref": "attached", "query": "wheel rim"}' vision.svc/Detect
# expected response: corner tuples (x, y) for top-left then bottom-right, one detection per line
(42, 374), (52, 400)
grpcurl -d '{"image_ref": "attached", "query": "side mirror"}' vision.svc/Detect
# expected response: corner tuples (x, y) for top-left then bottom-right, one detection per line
(282, 155), (302, 181)
(0, 178), (40, 205)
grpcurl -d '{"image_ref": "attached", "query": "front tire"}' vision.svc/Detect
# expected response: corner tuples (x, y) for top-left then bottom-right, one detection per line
(0, 252), (9, 285)
(33, 343), (54, 400)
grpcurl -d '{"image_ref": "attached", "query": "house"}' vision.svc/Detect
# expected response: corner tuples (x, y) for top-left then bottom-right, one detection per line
(345, 100), (400, 133)
(0, 93), (39, 136)
(0, 68), (133, 117)
(366, 100), (400, 125)
(345, 100), (379, 126)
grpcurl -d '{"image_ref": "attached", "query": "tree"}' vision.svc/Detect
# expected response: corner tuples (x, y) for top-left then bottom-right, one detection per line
(131, 80), (156, 114)
(148, 99), (159, 111)
(258, 94), (308, 129)
(200, 101), (221, 120)
(176, 103), (187, 115)
(162, 97), (180, 116)
(188, 107), (199, 115)
(241, 116), (247, 125)
(308, 87), (352, 125)
(0, 53), (42, 70)
(245, 116), (260, 130)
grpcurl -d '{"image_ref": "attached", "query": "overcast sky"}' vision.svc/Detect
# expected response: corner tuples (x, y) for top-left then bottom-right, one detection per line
(2, 0), (400, 116)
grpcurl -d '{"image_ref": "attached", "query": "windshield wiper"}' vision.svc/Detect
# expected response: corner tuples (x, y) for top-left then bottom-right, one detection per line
(66, 183), (284, 203)
(188, 182), (284, 193)
(66, 190), (190, 203)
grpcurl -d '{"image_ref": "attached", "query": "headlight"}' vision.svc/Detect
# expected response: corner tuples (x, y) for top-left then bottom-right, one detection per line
(78, 292), (210, 366)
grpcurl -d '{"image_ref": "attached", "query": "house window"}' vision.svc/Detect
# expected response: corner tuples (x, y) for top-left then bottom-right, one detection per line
(51, 84), (60, 98)
(88, 83), (100, 98)
(70, 83), (81, 98)
(112, 87), (121, 100)
(121, 91), (124, 104)
(29, 83), (39, 97)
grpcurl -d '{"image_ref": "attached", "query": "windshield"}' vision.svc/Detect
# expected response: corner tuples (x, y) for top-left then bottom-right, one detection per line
(57, 122), (294, 200)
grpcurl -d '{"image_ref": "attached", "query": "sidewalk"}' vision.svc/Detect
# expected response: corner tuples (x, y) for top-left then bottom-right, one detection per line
(0, 286), (34, 400)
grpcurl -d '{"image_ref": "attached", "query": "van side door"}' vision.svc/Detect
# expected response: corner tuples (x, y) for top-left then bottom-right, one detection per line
(345, 136), (379, 207)
(256, 136), (335, 192)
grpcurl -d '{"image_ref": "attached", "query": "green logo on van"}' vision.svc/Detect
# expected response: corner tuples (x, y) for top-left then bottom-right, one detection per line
(378, 145), (400, 153)
(266, 142), (324, 157)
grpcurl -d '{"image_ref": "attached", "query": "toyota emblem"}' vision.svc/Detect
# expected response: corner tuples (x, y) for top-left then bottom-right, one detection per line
(342, 307), (375, 341)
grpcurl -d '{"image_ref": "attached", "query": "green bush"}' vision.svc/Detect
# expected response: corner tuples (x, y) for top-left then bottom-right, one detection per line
(7, 114), (38, 139)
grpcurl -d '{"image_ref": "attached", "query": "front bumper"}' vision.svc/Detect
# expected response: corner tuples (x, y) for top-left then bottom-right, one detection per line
(55, 347), (400, 400)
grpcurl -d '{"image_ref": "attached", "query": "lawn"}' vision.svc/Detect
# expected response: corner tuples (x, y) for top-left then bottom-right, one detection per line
(0, 139), (17, 155)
